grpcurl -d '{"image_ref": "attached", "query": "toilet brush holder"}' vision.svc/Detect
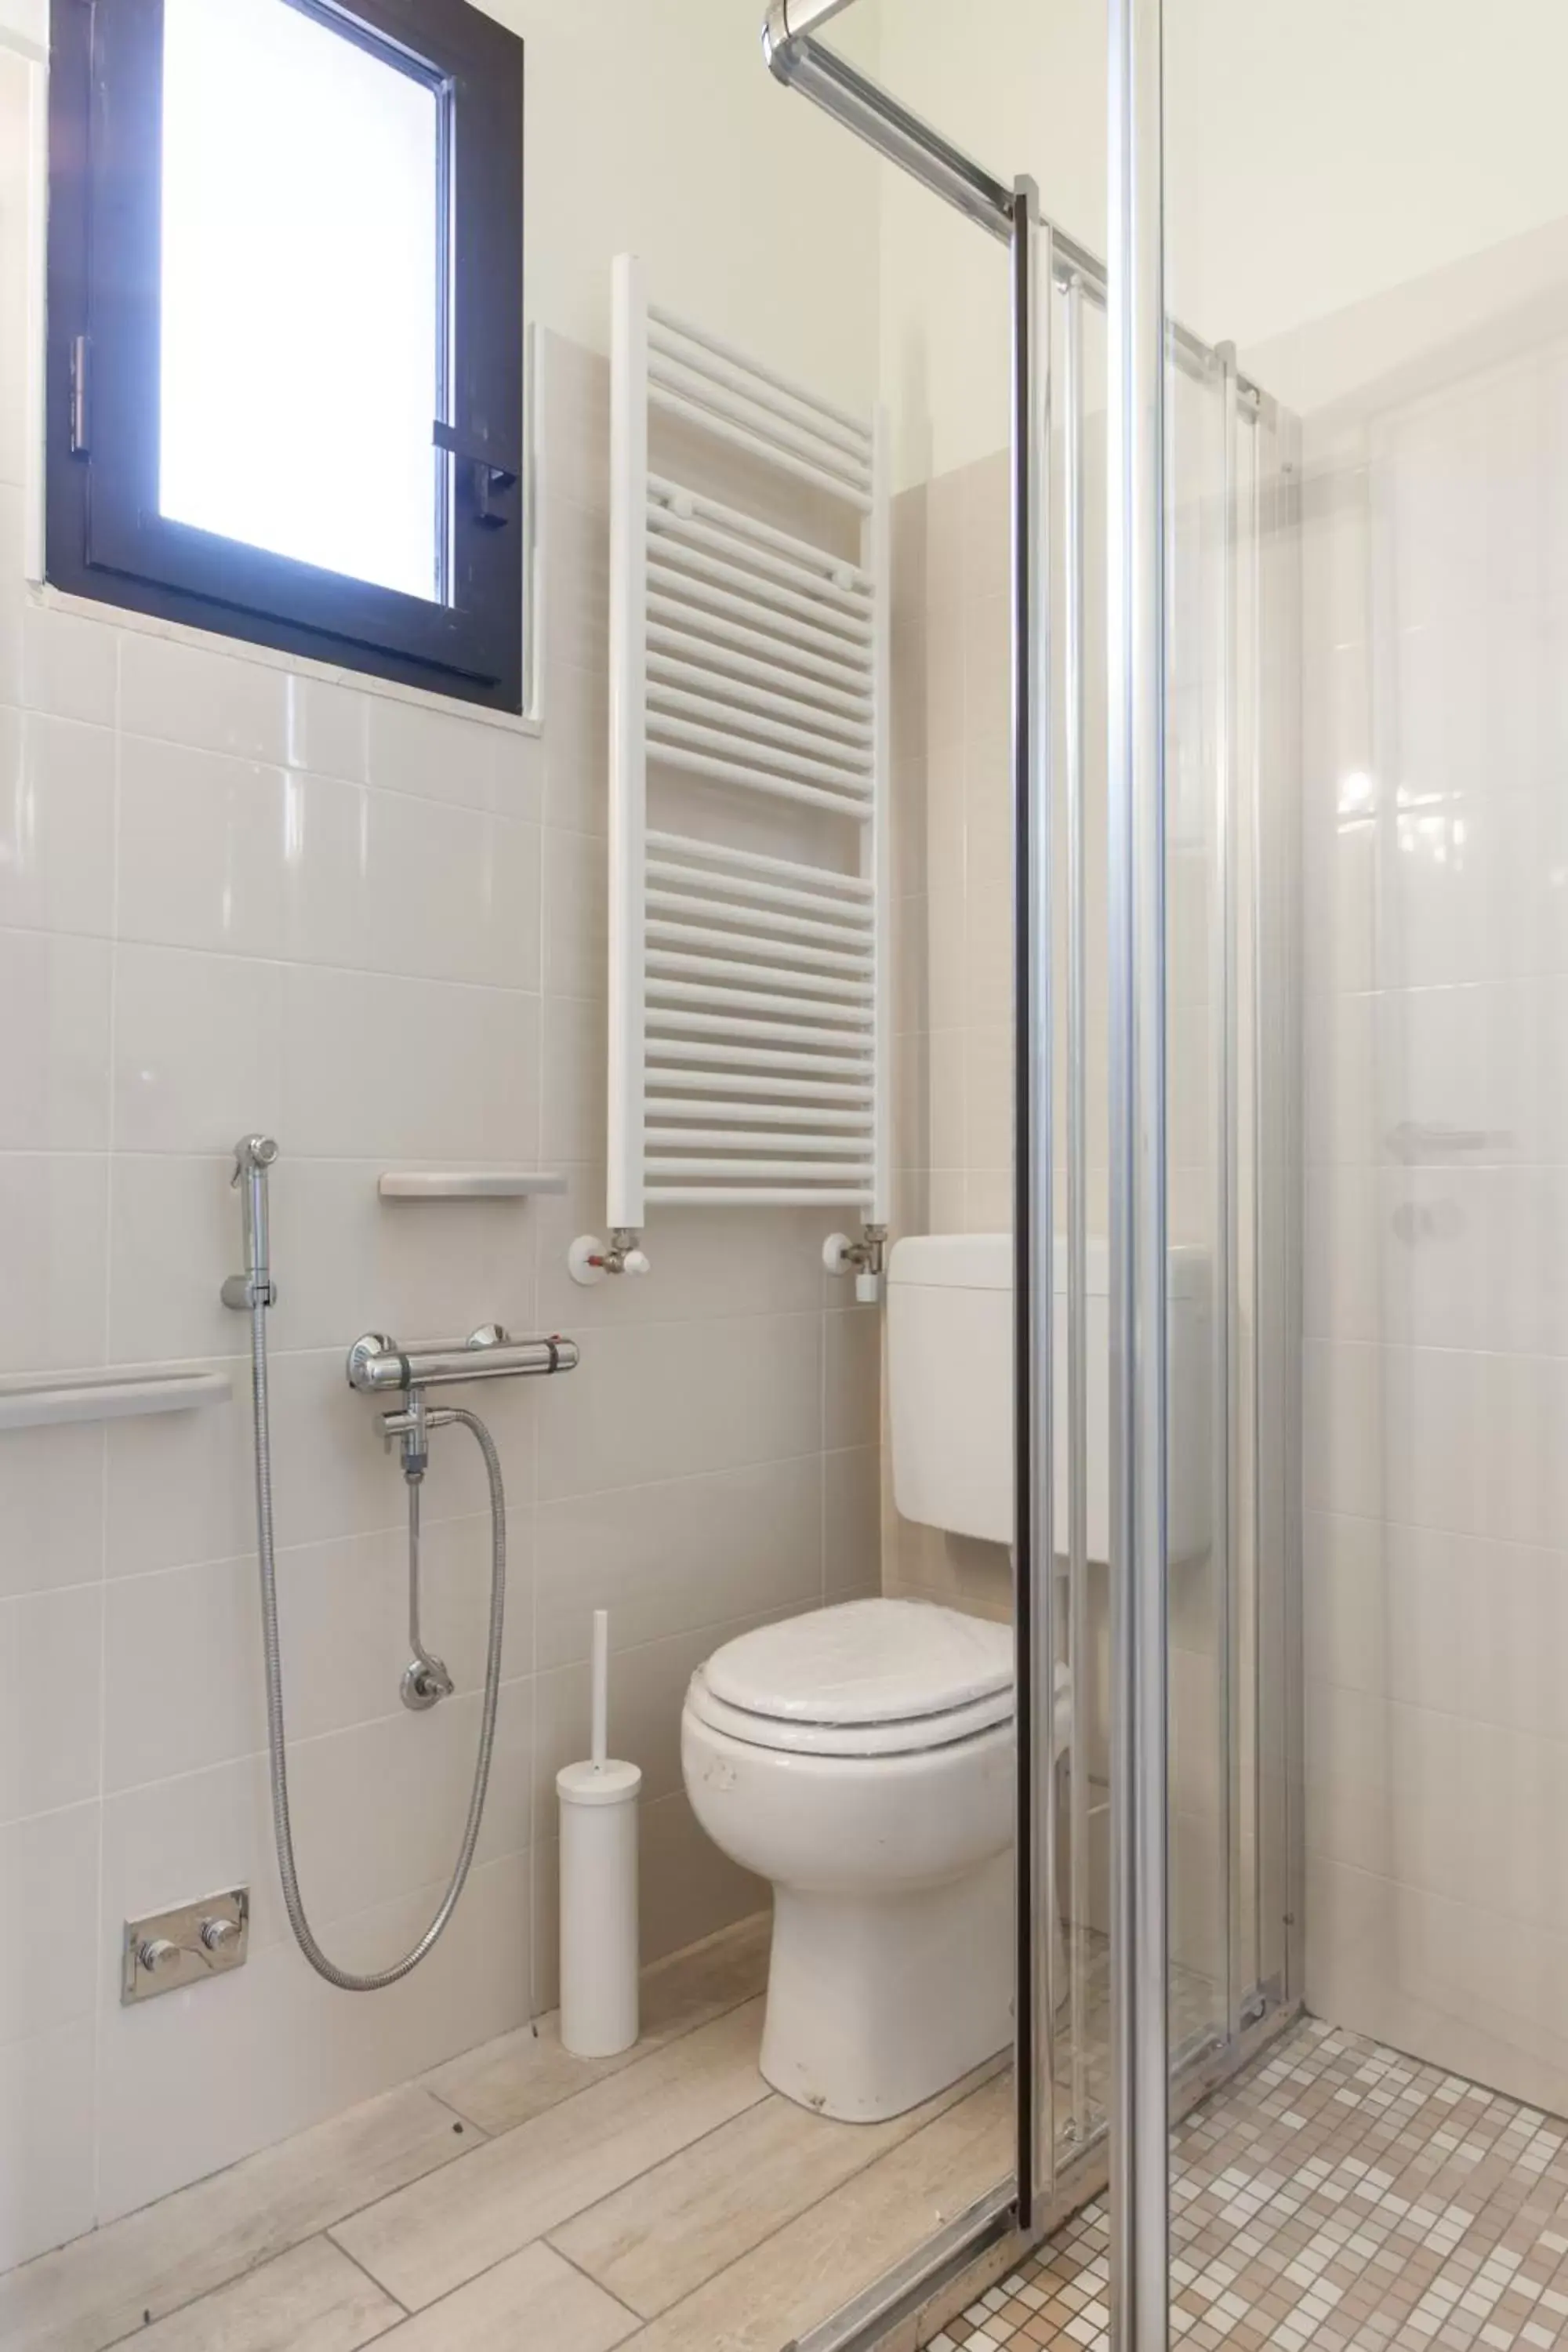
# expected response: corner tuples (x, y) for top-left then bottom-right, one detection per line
(557, 1757), (641, 2056)
(557, 1606), (640, 2057)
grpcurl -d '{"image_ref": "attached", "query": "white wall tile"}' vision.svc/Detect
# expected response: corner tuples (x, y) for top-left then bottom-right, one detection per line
(20, 608), (118, 728)
(542, 660), (608, 837)
(103, 1514), (531, 1793)
(112, 946), (285, 1156)
(102, 1557), (263, 1794)
(0, 713), (117, 938)
(0, 1806), (99, 2044)
(0, 2022), (97, 2272)
(103, 1356), (254, 1580)
(0, 62), (26, 493)
(366, 695), (541, 821)
(1304, 1857), (1568, 2120)
(0, 1584), (103, 1824)
(0, 1153), (109, 1373)
(534, 1457), (822, 1666)
(285, 677), (369, 783)
(823, 1306), (880, 1454)
(0, 1422), (105, 1597)
(117, 735), (358, 962)
(107, 1152), (238, 1367)
(279, 1681), (532, 1926)
(119, 633), (290, 762)
(365, 791), (540, 992)
(0, 931), (112, 1149)
(279, 966), (540, 1163)
(823, 1446), (880, 1597)
(1305, 364), (1568, 2102)
(535, 1312), (822, 1501)
(541, 824), (607, 1002)
(0, 502), (20, 711)
(538, 991), (605, 1167)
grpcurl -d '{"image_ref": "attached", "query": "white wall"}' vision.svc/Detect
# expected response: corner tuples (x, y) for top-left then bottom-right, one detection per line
(0, 6), (883, 2275)
(1294, 248), (1568, 2111)
(873, 0), (1568, 482)
(500, 0), (882, 412)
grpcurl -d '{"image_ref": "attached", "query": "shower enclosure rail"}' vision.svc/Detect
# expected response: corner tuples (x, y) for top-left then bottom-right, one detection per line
(763, 0), (1276, 416)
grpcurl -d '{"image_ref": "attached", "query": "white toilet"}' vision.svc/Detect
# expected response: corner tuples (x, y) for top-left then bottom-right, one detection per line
(681, 1230), (1207, 2125)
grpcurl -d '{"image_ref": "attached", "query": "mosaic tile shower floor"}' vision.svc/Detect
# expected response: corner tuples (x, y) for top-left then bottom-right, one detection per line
(936, 2016), (1568, 2352)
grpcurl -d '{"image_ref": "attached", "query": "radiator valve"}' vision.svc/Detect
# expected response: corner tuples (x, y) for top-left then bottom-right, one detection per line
(822, 1225), (887, 1304)
(568, 1229), (651, 1286)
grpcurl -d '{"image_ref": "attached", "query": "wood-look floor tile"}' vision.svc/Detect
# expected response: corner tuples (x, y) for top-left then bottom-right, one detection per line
(332, 2001), (770, 2312)
(100, 2238), (401, 2352)
(373, 2242), (637, 2352)
(421, 1913), (769, 2137)
(0, 2086), (470, 2352)
(619, 2070), (1014, 2352)
(552, 2060), (1003, 2318)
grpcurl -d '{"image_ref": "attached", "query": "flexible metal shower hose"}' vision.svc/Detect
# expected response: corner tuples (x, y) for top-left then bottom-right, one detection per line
(246, 1298), (507, 1991)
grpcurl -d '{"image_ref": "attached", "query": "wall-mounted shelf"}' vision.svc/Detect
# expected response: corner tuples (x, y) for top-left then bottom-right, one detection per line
(378, 1170), (568, 1200)
(0, 1368), (233, 1433)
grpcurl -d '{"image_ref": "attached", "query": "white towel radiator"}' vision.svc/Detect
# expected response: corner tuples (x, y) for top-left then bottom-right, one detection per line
(605, 253), (890, 1267)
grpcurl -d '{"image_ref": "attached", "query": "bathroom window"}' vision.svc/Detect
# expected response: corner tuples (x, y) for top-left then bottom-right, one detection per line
(45, 0), (524, 711)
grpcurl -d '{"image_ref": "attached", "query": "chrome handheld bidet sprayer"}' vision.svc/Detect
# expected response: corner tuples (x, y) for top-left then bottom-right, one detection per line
(223, 1136), (517, 1991)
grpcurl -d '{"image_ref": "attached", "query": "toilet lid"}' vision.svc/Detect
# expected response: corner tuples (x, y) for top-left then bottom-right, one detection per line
(704, 1599), (1013, 1727)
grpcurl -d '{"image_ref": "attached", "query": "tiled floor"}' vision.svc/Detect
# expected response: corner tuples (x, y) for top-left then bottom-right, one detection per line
(937, 2016), (1568, 2352)
(0, 1912), (1013, 2352)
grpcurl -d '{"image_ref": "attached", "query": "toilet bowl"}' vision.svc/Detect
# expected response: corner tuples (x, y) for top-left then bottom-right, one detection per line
(681, 1596), (1072, 2123)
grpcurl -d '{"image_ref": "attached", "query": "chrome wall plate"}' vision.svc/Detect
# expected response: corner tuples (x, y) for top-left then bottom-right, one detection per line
(121, 1886), (249, 2005)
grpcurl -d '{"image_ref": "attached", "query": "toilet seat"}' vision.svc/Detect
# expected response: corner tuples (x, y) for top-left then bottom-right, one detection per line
(687, 1673), (1010, 1757)
(688, 1598), (1069, 1760)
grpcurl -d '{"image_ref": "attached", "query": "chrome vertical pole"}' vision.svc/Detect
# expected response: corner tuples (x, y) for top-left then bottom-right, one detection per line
(1214, 342), (1241, 2052)
(1107, 0), (1170, 2343)
(1245, 411), (1268, 2007)
(1011, 173), (1055, 2230)
(1062, 268), (1091, 2150)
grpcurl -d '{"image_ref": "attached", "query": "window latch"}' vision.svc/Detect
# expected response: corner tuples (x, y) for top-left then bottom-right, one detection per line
(433, 423), (518, 528)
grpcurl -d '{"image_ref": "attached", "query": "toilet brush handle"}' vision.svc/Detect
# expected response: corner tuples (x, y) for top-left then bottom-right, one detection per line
(590, 1609), (608, 1769)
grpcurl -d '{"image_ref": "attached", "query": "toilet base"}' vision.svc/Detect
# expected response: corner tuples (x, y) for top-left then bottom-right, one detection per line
(759, 1848), (1013, 2123)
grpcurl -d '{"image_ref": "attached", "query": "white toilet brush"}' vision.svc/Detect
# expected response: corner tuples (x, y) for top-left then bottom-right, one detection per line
(557, 1608), (641, 2056)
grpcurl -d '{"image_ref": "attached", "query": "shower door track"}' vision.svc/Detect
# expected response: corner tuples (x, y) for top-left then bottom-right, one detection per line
(784, 1997), (1303, 2352)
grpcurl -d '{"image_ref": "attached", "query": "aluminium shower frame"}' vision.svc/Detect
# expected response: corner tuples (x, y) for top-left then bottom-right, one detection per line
(764, 7), (1304, 2352)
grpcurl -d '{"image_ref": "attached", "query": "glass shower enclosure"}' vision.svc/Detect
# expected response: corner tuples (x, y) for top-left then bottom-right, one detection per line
(764, 2), (1302, 2343)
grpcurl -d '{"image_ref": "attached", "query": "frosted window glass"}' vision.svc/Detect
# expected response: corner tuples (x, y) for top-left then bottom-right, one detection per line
(160, 0), (441, 601)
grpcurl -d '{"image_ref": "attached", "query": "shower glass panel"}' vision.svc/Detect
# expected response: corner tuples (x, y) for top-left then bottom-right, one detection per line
(1143, 3), (1568, 2347)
